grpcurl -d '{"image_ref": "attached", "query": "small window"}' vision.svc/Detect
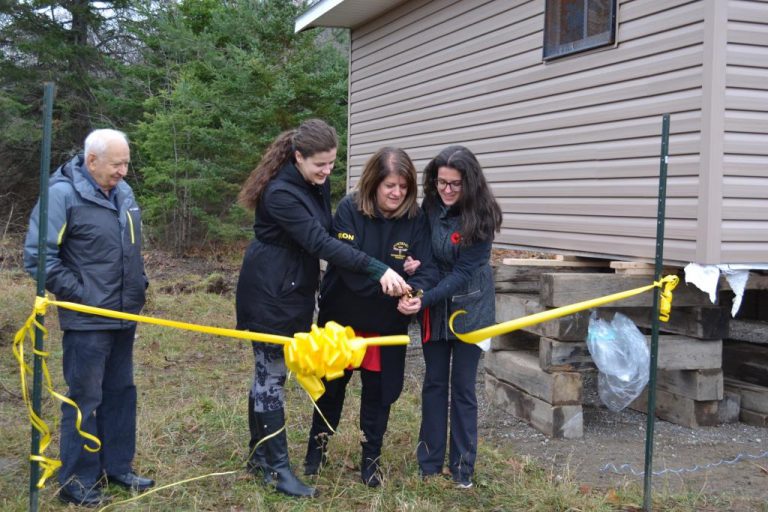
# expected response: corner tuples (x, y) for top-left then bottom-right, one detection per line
(543, 0), (617, 60)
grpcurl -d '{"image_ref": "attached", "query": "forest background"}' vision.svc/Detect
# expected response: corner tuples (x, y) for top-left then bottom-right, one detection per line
(0, 0), (348, 254)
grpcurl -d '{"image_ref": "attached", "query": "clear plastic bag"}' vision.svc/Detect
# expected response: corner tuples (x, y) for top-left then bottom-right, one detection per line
(586, 312), (650, 412)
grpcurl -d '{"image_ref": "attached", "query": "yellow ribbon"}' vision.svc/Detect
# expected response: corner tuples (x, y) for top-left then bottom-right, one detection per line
(15, 296), (410, 487)
(285, 322), (408, 400)
(13, 298), (102, 489)
(449, 275), (680, 344)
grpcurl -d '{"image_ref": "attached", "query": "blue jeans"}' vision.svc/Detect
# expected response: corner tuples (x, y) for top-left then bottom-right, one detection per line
(58, 328), (137, 486)
(417, 339), (481, 481)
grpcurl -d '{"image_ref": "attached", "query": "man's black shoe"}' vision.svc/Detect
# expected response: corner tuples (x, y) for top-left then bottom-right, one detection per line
(58, 481), (108, 508)
(106, 472), (155, 492)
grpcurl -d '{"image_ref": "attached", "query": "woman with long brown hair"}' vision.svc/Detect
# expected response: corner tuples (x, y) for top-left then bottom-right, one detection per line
(236, 120), (409, 498)
(398, 145), (502, 489)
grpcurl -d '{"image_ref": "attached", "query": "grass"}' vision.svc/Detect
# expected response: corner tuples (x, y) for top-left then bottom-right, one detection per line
(0, 266), (756, 511)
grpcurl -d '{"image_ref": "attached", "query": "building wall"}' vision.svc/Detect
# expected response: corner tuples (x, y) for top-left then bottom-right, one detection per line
(720, 0), (768, 262)
(346, 0), (767, 264)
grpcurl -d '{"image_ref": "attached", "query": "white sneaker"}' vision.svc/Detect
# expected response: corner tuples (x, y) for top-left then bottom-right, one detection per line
(455, 481), (473, 489)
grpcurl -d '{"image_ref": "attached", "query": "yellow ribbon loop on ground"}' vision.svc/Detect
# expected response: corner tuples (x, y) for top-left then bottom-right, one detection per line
(450, 274), (680, 345)
(13, 301), (101, 488)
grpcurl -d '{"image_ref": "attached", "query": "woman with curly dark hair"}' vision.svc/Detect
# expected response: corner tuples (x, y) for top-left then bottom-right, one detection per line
(398, 145), (502, 489)
(236, 119), (409, 498)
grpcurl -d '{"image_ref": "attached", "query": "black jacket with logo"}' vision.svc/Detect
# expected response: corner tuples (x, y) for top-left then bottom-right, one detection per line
(236, 162), (382, 336)
(318, 193), (439, 404)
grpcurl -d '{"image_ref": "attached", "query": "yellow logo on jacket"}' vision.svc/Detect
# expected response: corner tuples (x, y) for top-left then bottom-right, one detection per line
(391, 241), (408, 260)
(337, 232), (355, 241)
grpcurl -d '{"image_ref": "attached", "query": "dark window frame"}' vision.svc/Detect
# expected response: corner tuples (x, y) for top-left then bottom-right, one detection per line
(543, 0), (618, 61)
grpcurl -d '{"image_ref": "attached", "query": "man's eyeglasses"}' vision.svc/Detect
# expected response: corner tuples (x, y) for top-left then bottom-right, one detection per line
(436, 178), (463, 190)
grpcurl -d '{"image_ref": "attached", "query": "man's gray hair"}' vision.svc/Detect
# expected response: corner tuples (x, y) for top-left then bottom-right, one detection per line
(84, 129), (129, 157)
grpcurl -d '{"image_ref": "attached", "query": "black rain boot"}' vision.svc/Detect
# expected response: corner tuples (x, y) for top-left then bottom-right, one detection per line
(247, 395), (270, 481)
(257, 408), (318, 498)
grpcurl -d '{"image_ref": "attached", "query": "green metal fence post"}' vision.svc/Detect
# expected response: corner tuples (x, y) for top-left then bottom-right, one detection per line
(29, 82), (55, 512)
(643, 113), (670, 511)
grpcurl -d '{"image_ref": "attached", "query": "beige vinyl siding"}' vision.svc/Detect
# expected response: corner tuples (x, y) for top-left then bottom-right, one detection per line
(346, 0), (708, 264)
(721, 0), (768, 262)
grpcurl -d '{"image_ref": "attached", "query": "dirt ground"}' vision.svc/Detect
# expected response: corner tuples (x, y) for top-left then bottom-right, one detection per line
(473, 357), (768, 506)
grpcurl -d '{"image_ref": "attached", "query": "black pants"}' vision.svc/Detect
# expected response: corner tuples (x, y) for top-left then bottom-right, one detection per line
(417, 339), (481, 481)
(309, 369), (390, 454)
(309, 370), (353, 438)
(58, 327), (137, 486)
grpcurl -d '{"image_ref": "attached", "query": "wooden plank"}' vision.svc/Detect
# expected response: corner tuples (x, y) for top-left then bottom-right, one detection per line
(724, 377), (768, 414)
(722, 342), (768, 387)
(496, 293), (590, 341)
(654, 336), (722, 371)
(728, 318), (768, 345)
(540, 274), (712, 308)
(491, 330), (539, 351)
(740, 408), (768, 427)
(493, 261), (608, 293)
(600, 306), (729, 340)
(539, 337), (595, 372)
(630, 389), (740, 428)
(494, 263), (607, 282)
(501, 258), (609, 268)
(613, 268), (656, 275)
(484, 373), (583, 439)
(540, 334), (720, 371)
(610, 261), (656, 270)
(609, 262), (681, 275)
(657, 369), (723, 401)
(484, 350), (582, 405)
(495, 280), (541, 293)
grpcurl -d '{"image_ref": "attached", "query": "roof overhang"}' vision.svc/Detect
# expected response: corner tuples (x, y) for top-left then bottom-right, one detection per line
(295, 0), (406, 32)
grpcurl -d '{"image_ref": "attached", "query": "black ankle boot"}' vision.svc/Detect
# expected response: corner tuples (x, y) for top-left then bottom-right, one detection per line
(247, 395), (269, 479)
(303, 432), (328, 476)
(360, 445), (381, 488)
(257, 409), (318, 498)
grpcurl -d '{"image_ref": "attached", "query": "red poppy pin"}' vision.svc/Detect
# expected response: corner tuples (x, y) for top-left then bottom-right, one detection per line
(450, 232), (462, 245)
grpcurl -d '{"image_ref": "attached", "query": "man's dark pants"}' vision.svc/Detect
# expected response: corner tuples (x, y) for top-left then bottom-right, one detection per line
(58, 327), (137, 487)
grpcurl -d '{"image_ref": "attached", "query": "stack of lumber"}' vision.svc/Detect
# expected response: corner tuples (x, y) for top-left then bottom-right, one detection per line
(718, 274), (768, 426)
(722, 343), (768, 426)
(485, 258), (740, 436)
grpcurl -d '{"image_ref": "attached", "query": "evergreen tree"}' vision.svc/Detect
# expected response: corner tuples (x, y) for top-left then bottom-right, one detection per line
(0, 0), (148, 230)
(134, 0), (349, 253)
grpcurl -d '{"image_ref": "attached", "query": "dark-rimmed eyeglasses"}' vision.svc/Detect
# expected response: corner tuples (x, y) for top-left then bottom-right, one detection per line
(436, 178), (462, 190)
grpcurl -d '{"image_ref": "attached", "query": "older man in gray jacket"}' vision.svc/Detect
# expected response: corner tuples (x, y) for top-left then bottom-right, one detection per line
(24, 129), (154, 507)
